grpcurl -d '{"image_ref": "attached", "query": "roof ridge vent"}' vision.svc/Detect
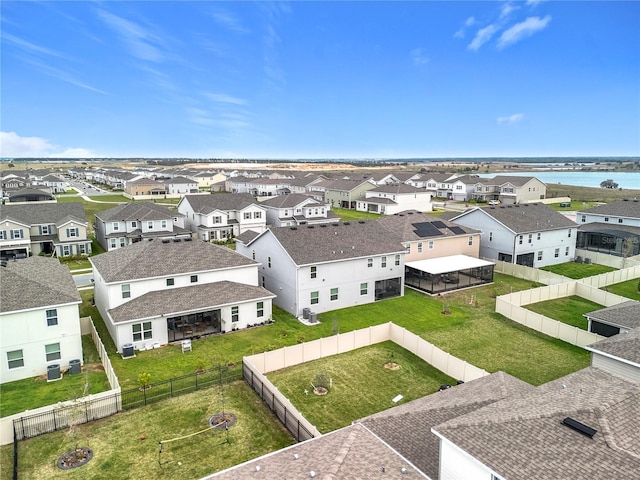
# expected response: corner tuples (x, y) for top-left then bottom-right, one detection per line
(343, 222), (350, 225)
(562, 417), (597, 438)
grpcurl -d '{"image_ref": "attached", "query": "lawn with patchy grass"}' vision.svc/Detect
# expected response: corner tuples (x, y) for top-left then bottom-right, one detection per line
(0, 336), (112, 417)
(0, 381), (294, 480)
(524, 296), (604, 330)
(267, 341), (455, 433)
(603, 278), (640, 301)
(540, 262), (616, 279)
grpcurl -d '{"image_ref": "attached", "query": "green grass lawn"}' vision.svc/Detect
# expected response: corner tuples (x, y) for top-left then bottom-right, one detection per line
(524, 296), (604, 330)
(603, 278), (640, 301)
(332, 207), (382, 221)
(540, 262), (616, 279)
(0, 336), (112, 417)
(547, 201), (600, 211)
(0, 381), (294, 480)
(267, 341), (455, 433)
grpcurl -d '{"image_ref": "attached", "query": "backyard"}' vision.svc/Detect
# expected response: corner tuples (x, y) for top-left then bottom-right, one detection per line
(540, 262), (616, 279)
(267, 341), (456, 433)
(603, 278), (640, 301)
(524, 295), (604, 330)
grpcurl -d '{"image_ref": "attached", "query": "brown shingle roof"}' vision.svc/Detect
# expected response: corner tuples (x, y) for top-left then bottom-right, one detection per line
(377, 210), (479, 242)
(95, 202), (183, 222)
(456, 203), (577, 233)
(0, 256), (81, 313)
(182, 193), (259, 214)
(90, 239), (257, 283)
(584, 301), (640, 330)
(580, 199), (640, 219)
(587, 326), (640, 365)
(0, 202), (87, 226)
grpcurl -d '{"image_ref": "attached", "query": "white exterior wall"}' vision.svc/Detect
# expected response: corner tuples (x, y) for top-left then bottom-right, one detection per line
(0, 219), (31, 253)
(438, 438), (495, 480)
(166, 182), (198, 194)
(577, 212), (640, 228)
(236, 205), (267, 235)
(0, 303), (82, 383)
(591, 353), (640, 383)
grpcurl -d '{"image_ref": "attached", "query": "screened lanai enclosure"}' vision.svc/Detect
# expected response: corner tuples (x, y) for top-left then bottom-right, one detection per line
(405, 255), (495, 295)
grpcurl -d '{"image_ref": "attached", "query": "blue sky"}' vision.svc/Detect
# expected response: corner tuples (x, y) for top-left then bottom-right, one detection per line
(1, 1), (639, 159)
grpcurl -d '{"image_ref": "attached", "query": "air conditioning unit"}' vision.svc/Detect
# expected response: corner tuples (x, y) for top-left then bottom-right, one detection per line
(68, 359), (81, 375)
(122, 343), (135, 359)
(309, 312), (318, 323)
(302, 308), (311, 320)
(47, 364), (61, 382)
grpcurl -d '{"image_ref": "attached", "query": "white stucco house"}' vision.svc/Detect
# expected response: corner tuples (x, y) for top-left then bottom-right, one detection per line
(451, 203), (577, 267)
(177, 193), (267, 242)
(235, 221), (406, 317)
(94, 202), (192, 251)
(356, 184), (433, 215)
(90, 239), (275, 352)
(163, 176), (199, 195)
(259, 194), (339, 227)
(0, 257), (83, 383)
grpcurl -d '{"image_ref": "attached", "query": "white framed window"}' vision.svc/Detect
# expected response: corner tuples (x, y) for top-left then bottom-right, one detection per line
(367, 258), (373, 267)
(46, 309), (58, 326)
(604, 217), (609, 222)
(213, 216), (221, 224)
(330, 288), (339, 301)
(112, 222), (119, 231)
(310, 291), (319, 304)
(581, 215), (586, 222)
(131, 221), (137, 228)
(78, 244), (86, 255)
(110, 239), (117, 249)
(40, 225), (51, 235)
(360, 283), (368, 295)
(565, 246), (570, 256)
(7, 350), (24, 369)
(67, 228), (78, 237)
(518, 235), (523, 245)
(122, 284), (131, 299)
(489, 232), (493, 242)
(252, 250), (256, 260)
(244, 212), (251, 220)
(310, 266), (317, 279)
(618, 218), (623, 223)
(257, 301), (264, 317)
(166, 278), (174, 286)
(231, 306), (239, 322)
(537, 232), (541, 240)
(132, 322), (152, 342)
(254, 211), (262, 219)
(190, 275), (198, 283)
(554, 248), (560, 258)
(469, 236), (474, 246)
(537, 251), (543, 261)
(568, 229), (572, 237)
(428, 240), (434, 249)
(268, 257), (272, 268)
(45, 343), (61, 362)
(417, 242), (423, 253)
(381, 257), (387, 267)
(161, 220), (167, 228)
(120, 238), (126, 247)
(0, 231), (6, 240)
(395, 254), (400, 266)
(147, 221), (154, 229)
(62, 245), (72, 256)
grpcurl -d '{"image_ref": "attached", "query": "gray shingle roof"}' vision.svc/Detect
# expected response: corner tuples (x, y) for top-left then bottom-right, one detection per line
(90, 239), (257, 283)
(108, 281), (274, 323)
(0, 256), (81, 313)
(377, 210), (479, 242)
(323, 178), (374, 192)
(360, 371), (534, 480)
(0, 202), (87, 226)
(457, 203), (577, 233)
(578, 222), (640, 236)
(433, 367), (640, 480)
(584, 300), (640, 330)
(207, 423), (426, 479)
(588, 326), (640, 365)
(580, 199), (640, 219)
(370, 183), (425, 194)
(264, 221), (406, 265)
(259, 194), (321, 208)
(181, 193), (259, 214)
(95, 202), (183, 222)
(163, 176), (195, 184)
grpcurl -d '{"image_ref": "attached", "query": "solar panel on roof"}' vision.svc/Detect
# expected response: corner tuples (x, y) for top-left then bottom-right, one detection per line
(412, 222), (444, 238)
(448, 226), (466, 235)
(431, 220), (447, 228)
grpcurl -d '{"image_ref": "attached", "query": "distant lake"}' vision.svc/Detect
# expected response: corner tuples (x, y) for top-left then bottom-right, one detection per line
(477, 171), (640, 189)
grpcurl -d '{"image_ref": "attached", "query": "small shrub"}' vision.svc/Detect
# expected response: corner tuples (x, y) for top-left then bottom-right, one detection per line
(313, 373), (328, 390)
(137, 372), (151, 390)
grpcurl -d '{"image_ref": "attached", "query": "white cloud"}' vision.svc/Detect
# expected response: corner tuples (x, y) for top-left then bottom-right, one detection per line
(204, 93), (248, 105)
(500, 3), (519, 19)
(468, 24), (499, 51)
(497, 15), (551, 49)
(210, 8), (249, 34)
(410, 48), (429, 66)
(1, 32), (69, 59)
(497, 113), (524, 125)
(465, 16), (477, 27)
(0, 132), (95, 157)
(97, 10), (165, 62)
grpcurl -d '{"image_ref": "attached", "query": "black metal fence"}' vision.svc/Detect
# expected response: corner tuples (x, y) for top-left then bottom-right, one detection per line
(12, 428), (18, 480)
(242, 363), (314, 442)
(13, 365), (241, 442)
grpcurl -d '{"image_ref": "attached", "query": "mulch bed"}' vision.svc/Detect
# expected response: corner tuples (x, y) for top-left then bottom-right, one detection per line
(57, 447), (93, 469)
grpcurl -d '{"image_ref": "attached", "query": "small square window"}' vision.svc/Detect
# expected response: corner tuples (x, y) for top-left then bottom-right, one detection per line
(46, 309), (58, 326)
(190, 275), (198, 283)
(166, 278), (174, 286)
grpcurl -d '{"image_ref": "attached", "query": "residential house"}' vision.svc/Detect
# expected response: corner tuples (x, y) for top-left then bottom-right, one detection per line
(585, 324), (640, 383)
(259, 194), (338, 227)
(420, 173), (457, 198)
(39, 174), (67, 193)
(194, 171), (227, 189)
(90, 239), (275, 352)
(235, 221), (406, 317)
(0, 256), (82, 383)
(0, 173), (29, 198)
(576, 199), (640, 257)
(124, 177), (166, 197)
(94, 202), (191, 251)
(0, 203), (91, 259)
(177, 193), (267, 242)
(584, 300), (640, 337)
(163, 176), (199, 195)
(226, 176), (290, 197)
(451, 203), (577, 267)
(322, 178), (377, 209)
(356, 184), (432, 215)
(376, 211), (491, 294)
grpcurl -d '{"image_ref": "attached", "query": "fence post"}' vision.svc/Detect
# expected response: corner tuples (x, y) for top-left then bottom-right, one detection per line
(143, 386), (147, 406)
(13, 423), (18, 480)
(195, 372), (198, 391)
